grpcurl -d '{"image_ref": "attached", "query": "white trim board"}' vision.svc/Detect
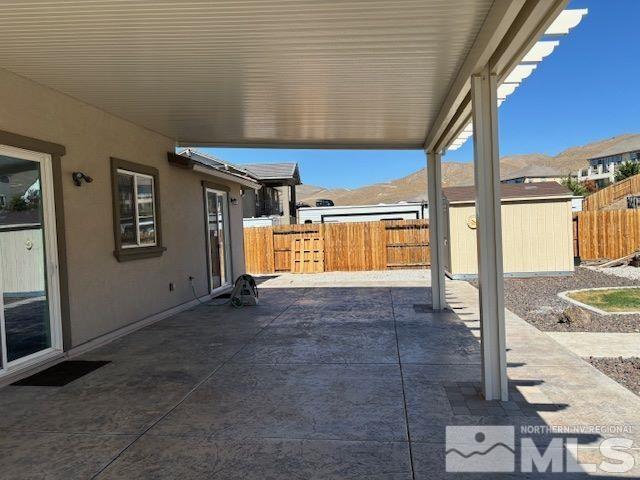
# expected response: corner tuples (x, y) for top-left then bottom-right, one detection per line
(558, 286), (640, 316)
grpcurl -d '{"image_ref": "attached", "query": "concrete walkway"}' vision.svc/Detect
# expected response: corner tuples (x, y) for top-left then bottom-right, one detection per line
(546, 332), (640, 358)
(0, 271), (639, 479)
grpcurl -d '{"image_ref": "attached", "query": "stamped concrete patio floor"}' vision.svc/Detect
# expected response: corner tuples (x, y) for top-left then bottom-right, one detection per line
(1, 271), (640, 479)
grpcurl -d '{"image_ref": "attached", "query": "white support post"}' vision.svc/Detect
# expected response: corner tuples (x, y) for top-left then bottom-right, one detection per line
(471, 65), (508, 401)
(426, 151), (446, 310)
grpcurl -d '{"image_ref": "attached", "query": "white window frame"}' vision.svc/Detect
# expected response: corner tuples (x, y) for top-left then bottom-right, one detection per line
(205, 188), (233, 292)
(0, 144), (63, 377)
(117, 169), (158, 249)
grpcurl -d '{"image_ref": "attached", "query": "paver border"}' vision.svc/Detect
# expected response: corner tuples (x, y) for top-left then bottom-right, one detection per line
(558, 286), (640, 316)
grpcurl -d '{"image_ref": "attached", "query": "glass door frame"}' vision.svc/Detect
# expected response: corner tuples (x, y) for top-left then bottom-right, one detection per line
(0, 144), (63, 376)
(204, 187), (233, 294)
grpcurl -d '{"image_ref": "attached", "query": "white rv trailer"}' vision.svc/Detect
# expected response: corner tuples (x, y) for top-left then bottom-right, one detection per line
(243, 216), (284, 228)
(297, 202), (428, 224)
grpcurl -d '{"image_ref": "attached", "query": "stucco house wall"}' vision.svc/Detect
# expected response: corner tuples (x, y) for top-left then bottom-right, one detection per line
(0, 67), (246, 349)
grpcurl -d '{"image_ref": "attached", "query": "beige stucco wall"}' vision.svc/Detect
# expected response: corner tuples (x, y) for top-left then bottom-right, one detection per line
(0, 67), (246, 347)
(446, 199), (574, 277)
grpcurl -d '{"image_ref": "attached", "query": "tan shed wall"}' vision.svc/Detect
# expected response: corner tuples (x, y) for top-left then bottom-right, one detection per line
(0, 67), (246, 347)
(447, 199), (574, 276)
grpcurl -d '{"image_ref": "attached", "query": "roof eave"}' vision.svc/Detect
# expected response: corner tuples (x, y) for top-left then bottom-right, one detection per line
(502, 173), (575, 181)
(257, 177), (301, 186)
(167, 152), (262, 189)
(192, 165), (262, 189)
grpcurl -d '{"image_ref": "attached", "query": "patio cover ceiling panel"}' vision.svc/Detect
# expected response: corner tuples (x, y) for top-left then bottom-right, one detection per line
(0, 0), (494, 148)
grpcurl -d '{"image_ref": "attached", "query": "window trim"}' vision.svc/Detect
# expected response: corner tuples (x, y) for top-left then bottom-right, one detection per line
(110, 157), (165, 262)
(117, 169), (157, 249)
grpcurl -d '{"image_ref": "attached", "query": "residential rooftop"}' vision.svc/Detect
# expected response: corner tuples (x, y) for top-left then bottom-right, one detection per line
(501, 164), (573, 181)
(241, 163), (301, 186)
(174, 149), (260, 188)
(178, 150), (301, 186)
(589, 134), (640, 160)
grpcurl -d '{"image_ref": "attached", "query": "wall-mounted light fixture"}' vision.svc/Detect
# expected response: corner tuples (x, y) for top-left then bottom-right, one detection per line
(230, 197), (239, 205)
(72, 171), (93, 187)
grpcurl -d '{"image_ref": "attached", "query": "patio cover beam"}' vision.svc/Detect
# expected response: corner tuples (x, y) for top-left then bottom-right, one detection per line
(471, 66), (508, 401)
(426, 0), (570, 154)
(424, 0), (526, 153)
(426, 151), (446, 310)
(424, 0), (572, 402)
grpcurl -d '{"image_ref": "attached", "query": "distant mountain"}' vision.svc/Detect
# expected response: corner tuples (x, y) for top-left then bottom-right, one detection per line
(297, 134), (638, 206)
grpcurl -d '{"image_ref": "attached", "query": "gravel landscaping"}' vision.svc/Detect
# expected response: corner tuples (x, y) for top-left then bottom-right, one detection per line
(588, 357), (640, 397)
(484, 267), (640, 332)
(587, 265), (640, 281)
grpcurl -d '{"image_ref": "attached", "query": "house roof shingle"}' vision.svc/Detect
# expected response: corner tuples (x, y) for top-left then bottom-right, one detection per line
(501, 164), (571, 181)
(174, 149), (261, 188)
(443, 181), (573, 204)
(176, 149), (301, 187)
(591, 134), (640, 160)
(241, 163), (301, 185)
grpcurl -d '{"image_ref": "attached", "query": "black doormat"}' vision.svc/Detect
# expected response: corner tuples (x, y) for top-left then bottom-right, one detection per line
(215, 293), (232, 299)
(12, 360), (110, 387)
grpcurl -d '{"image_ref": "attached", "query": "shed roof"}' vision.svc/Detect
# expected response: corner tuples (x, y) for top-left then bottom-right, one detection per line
(443, 181), (572, 204)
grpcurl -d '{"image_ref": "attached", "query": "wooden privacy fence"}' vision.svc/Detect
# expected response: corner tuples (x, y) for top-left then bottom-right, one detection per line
(243, 219), (430, 273)
(583, 173), (640, 211)
(575, 210), (640, 260)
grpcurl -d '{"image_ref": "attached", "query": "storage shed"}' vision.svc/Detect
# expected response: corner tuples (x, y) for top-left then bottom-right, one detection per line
(443, 182), (574, 279)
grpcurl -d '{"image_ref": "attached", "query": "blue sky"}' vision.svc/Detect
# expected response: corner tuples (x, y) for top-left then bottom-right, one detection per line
(201, 0), (639, 189)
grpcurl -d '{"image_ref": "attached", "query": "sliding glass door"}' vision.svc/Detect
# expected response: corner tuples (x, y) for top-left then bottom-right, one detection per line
(0, 145), (61, 373)
(205, 188), (232, 291)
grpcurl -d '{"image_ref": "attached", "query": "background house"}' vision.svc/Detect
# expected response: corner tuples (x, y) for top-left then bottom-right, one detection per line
(177, 151), (302, 227)
(241, 163), (301, 226)
(577, 134), (640, 187)
(501, 165), (574, 184)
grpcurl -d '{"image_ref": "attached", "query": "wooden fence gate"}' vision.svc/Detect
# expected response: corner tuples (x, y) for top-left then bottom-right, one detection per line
(243, 219), (430, 274)
(291, 236), (325, 273)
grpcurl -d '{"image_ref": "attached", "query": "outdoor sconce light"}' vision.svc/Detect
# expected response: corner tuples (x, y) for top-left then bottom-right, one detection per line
(72, 171), (93, 187)
(230, 197), (239, 205)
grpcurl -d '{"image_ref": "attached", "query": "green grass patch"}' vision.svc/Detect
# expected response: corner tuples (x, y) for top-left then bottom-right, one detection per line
(568, 288), (640, 313)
